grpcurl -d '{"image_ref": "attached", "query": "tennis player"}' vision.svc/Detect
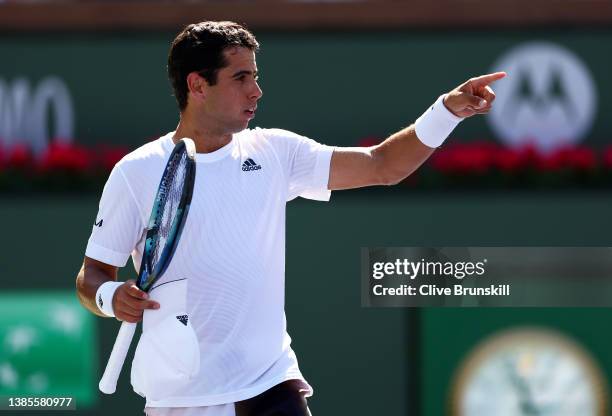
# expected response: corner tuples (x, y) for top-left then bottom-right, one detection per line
(76, 21), (504, 416)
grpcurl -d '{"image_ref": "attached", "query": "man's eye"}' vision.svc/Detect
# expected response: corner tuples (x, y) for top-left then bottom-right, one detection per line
(235, 75), (258, 82)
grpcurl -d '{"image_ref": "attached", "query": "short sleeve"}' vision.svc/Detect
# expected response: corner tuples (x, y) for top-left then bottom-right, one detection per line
(85, 165), (145, 267)
(261, 128), (334, 202)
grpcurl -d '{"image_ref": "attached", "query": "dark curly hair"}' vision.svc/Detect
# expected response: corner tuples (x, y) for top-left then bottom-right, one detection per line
(167, 21), (260, 111)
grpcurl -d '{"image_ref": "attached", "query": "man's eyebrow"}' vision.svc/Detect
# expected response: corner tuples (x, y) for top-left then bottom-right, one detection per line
(231, 70), (258, 78)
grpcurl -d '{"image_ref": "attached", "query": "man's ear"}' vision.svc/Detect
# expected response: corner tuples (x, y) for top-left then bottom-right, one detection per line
(186, 72), (208, 103)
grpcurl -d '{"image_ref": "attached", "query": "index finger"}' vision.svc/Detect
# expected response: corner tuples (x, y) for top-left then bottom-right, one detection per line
(126, 282), (149, 299)
(470, 72), (507, 87)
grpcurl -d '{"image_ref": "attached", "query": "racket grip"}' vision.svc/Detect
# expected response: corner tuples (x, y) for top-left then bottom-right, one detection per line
(99, 322), (137, 394)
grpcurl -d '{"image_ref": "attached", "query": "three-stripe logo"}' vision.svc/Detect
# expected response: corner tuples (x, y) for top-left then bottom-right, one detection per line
(242, 158), (262, 171)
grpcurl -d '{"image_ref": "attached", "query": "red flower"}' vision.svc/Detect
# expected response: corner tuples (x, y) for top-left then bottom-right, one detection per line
(38, 141), (93, 173)
(94, 145), (129, 171)
(536, 149), (565, 171)
(537, 147), (597, 171)
(431, 141), (498, 174)
(602, 146), (612, 169)
(354, 136), (610, 186)
(6, 144), (33, 170)
(494, 147), (528, 172)
(566, 147), (597, 171)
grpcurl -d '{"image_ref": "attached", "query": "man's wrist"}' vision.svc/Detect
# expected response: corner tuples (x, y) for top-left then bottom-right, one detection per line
(95, 281), (123, 317)
(414, 94), (464, 148)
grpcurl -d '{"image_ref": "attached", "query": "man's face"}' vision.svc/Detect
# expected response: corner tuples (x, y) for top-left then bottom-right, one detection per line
(201, 47), (263, 134)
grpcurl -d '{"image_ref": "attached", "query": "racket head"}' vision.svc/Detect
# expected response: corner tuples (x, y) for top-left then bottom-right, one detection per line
(137, 137), (196, 291)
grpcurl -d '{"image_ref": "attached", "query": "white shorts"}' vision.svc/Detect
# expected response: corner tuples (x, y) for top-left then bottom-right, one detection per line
(144, 380), (311, 416)
(144, 404), (235, 416)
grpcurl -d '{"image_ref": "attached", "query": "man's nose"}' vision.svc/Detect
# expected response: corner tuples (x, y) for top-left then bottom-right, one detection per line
(251, 82), (263, 100)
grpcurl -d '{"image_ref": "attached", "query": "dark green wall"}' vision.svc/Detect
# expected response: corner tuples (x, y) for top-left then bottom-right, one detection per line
(2, 30), (611, 148)
(2, 191), (612, 415)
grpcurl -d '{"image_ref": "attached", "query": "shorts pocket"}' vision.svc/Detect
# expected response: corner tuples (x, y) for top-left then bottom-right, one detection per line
(131, 312), (200, 400)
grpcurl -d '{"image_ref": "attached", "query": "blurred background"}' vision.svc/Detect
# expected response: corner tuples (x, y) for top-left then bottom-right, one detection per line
(1, 0), (612, 414)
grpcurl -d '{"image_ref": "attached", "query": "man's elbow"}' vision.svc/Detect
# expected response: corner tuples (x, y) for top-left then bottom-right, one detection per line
(75, 265), (88, 307)
(375, 164), (406, 186)
(383, 176), (404, 186)
(370, 146), (405, 186)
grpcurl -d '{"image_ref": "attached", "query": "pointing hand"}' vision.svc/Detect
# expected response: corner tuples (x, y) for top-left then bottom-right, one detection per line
(443, 72), (507, 118)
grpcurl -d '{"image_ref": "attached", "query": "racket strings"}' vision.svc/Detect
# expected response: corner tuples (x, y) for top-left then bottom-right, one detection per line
(151, 151), (189, 269)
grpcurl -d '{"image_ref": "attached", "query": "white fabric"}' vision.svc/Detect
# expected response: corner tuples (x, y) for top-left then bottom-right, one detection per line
(131, 279), (200, 401)
(145, 404), (235, 416)
(86, 128), (334, 407)
(414, 94), (464, 148)
(95, 281), (123, 317)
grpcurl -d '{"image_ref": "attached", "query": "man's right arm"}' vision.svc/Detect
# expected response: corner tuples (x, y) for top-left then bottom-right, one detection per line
(327, 72), (506, 190)
(76, 256), (159, 322)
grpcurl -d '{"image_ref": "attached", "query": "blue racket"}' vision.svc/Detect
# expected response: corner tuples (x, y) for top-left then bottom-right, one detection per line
(99, 138), (196, 394)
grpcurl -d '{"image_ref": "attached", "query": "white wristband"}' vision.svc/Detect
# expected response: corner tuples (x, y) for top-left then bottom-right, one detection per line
(95, 281), (123, 317)
(414, 94), (464, 148)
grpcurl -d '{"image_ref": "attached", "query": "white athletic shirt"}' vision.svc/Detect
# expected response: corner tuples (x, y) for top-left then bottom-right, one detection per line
(86, 128), (334, 407)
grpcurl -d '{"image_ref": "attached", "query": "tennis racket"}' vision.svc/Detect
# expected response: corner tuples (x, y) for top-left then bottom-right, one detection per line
(99, 137), (196, 394)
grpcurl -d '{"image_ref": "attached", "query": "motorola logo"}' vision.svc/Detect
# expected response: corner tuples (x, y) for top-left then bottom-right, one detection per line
(487, 42), (597, 152)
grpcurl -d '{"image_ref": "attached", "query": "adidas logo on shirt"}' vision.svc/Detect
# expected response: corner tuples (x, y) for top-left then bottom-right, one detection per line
(242, 158), (262, 171)
(176, 315), (189, 326)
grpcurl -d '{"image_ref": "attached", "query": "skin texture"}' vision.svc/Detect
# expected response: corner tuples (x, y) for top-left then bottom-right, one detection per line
(75, 45), (505, 322)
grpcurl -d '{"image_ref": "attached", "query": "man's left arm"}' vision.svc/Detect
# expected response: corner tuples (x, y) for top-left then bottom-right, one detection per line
(328, 72), (506, 190)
